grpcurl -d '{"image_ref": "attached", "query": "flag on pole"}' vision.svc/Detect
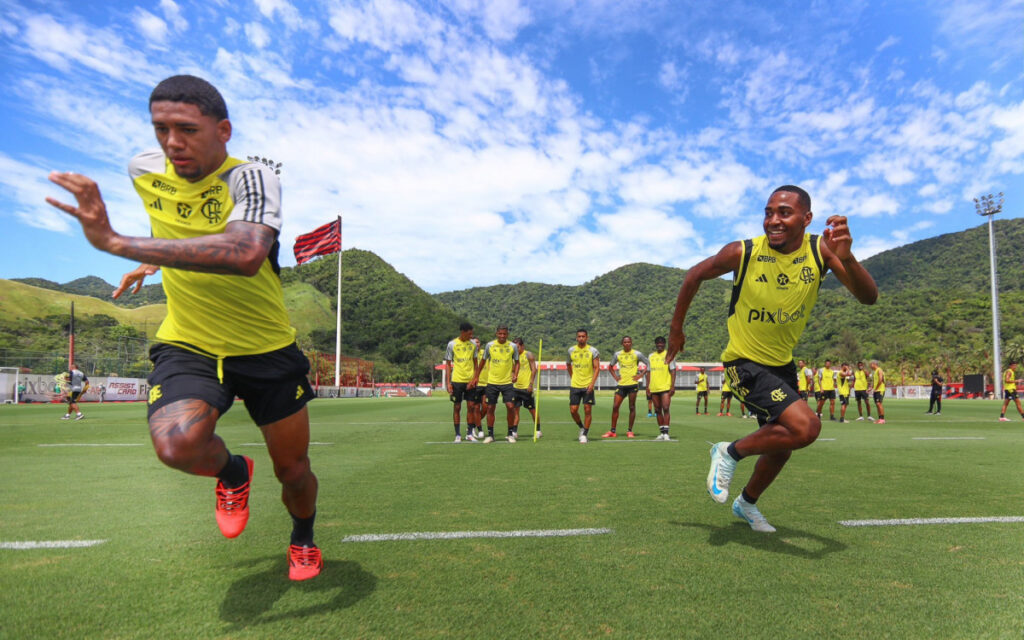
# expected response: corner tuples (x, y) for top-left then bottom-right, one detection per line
(293, 219), (341, 264)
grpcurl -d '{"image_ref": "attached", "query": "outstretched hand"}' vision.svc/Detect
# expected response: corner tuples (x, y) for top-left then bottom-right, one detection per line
(46, 171), (118, 253)
(113, 264), (160, 299)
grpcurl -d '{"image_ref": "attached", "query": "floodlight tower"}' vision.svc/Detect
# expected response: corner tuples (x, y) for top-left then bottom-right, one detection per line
(974, 192), (1004, 399)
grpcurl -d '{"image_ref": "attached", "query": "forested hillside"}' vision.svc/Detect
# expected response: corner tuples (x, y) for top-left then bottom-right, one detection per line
(3, 218), (1022, 383)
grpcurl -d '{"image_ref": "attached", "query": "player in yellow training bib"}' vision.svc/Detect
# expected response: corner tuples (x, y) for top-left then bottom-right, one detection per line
(815, 359), (837, 421)
(869, 360), (886, 423)
(646, 337), (677, 440)
(445, 322), (479, 442)
(567, 329), (600, 443)
(47, 75), (322, 580)
(999, 362), (1024, 421)
(853, 361), (873, 421)
(477, 325), (520, 443)
(604, 336), (650, 438)
(512, 337), (541, 439)
(667, 185), (878, 532)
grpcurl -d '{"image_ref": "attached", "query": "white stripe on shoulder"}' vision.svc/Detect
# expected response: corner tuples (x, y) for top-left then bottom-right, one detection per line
(128, 149), (166, 180)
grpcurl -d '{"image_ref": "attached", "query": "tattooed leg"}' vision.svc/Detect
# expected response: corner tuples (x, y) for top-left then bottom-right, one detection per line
(149, 398), (225, 476)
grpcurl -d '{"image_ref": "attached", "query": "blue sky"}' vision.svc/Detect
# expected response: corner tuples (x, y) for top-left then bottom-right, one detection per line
(1, 0), (1022, 294)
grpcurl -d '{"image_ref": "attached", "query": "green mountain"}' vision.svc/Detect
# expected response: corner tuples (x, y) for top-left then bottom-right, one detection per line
(13, 275), (168, 307)
(4, 218), (1022, 383)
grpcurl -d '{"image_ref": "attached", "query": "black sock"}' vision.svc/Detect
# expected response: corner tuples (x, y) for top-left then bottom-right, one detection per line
(216, 454), (249, 489)
(726, 441), (743, 462)
(290, 510), (316, 547)
(454, 424), (461, 436)
(741, 489), (757, 504)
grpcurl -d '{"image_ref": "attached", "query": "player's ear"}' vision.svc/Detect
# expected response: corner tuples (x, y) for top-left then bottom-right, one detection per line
(217, 118), (232, 144)
(803, 210), (813, 228)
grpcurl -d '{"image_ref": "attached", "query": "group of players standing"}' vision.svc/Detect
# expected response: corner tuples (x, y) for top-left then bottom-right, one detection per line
(445, 326), (679, 444)
(795, 359), (887, 424)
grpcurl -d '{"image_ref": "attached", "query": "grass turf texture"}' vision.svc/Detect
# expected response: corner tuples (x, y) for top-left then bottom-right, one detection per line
(1, 394), (1022, 639)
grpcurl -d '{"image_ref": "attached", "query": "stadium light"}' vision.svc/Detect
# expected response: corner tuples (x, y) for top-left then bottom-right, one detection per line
(974, 192), (1004, 400)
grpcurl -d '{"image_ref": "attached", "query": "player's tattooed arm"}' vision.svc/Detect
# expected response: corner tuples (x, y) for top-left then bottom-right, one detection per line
(46, 171), (274, 276)
(107, 222), (276, 276)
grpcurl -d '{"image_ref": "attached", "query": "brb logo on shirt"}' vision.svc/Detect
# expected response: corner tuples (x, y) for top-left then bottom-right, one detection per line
(746, 305), (806, 325)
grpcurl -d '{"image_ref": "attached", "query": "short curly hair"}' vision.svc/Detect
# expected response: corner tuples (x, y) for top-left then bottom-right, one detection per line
(149, 75), (228, 121)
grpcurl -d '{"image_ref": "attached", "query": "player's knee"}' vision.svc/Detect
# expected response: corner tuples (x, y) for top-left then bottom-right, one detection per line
(152, 440), (198, 471)
(274, 455), (311, 488)
(795, 415), (822, 447)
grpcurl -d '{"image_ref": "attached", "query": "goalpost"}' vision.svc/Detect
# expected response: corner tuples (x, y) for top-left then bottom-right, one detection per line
(0, 367), (21, 404)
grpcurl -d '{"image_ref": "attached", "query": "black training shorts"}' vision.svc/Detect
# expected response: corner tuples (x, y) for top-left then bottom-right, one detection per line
(839, 394), (849, 406)
(513, 388), (535, 409)
(820, 390), (836, 400)
(467, 385), (485, 404)
(723, 358), (801, 426)
(873, 391), (885, 403)
(69, 391), (83, 402)
(147, 342), (313, 426)
(721, 391), (733, 400)
(485, 383), (516, 405)
(855, 389), (869, 401)
(569, 387), (595, 406)
(1004, 389), (1018, 401)
(450, 382), (469, 403)
(615, 384), (639, 398)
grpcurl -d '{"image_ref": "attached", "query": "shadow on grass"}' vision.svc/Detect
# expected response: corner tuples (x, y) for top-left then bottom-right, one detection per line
(220, 555), (377, 628)
(670, 521), (847, 559)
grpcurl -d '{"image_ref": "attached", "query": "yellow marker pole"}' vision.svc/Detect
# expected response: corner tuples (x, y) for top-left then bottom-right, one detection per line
(533, 339), (542, 442)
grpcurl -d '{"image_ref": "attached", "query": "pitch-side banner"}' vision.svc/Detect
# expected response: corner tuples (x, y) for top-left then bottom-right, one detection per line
(105, 377), (146, 401)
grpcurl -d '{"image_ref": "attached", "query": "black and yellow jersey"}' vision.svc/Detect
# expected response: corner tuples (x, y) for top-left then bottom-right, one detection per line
(819, 367), (835, 391)
(1005, 368), (1017, 393)
(567, 345), (599, 388)
(445, 338), (478, 384)
(872, 368), (886, 393)
(854, 369), (868, 391)
(648, 351), (674, 393)
(721, 234), (827, 367)
(482, 340), (519, 385)
(609, 349), (649, 383)
(838, 372), (850, 396)
(130, 149), (293, 357)
(696, 372), (708, 392)
(514, 351), (534, 390)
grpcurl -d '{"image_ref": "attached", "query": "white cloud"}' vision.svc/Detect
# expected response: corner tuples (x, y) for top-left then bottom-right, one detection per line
(159, 0), (188, 32)
(132, 9), (168, 45)
(658, 61), (684, 92)
(876, 35), (899, 52)
(20, 14), (148, 80)
(245, 22), (270, 49)
(328, 0), (445, 51)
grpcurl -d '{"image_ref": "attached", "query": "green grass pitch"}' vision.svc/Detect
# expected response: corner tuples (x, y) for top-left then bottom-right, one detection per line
(1, 394), (1022, 639)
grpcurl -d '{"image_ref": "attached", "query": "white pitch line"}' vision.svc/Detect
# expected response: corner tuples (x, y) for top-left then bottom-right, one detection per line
(912, 437), (985, 440)
(237, 442), (334, 446)
(1, 540), (108, 550)
(840, 516), (1024, 527)
(342, 527), (613, 542)
(38, 443), (144, 447)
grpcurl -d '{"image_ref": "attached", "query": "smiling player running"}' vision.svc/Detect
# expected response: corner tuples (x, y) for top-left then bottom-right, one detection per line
(667, 185), (877, 532)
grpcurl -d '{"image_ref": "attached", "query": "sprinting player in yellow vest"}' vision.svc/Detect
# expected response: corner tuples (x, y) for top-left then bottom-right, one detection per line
(999, 362), (1023, 421)
(667, 185), (878, 532)
(853, 361), (873, 421)
(512, 337), (540, 438)
(567, 329), (600, 443)
(718, 376), (734, 416)
(837, 363), (852, 423)
(695, 367), (709, 414)
(47, 75), (323, 579)
(646, 337), (677, 440)
(604, 336), (650, 438)
(869, 360), (886, 424)
(815, 359), (837, 421)
(445, 322), (479, 443)
(477, 325), (520, 443)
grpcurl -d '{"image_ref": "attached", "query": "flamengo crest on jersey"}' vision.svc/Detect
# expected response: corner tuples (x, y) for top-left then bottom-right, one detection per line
(721, 234), (827, 367)
(130, 149), (295, 357)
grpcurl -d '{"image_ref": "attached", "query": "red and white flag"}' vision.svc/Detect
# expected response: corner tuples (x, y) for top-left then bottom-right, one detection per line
(293, 219), (341, 264)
